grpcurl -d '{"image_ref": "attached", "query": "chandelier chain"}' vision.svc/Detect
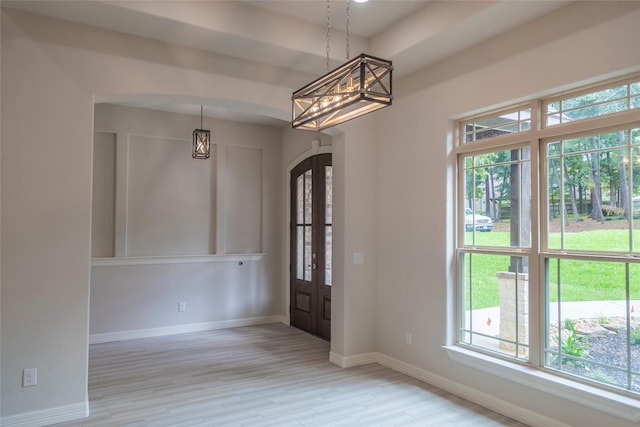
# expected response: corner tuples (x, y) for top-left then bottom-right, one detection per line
(345, 0), (350, 60)
(326, 0), (331, 71)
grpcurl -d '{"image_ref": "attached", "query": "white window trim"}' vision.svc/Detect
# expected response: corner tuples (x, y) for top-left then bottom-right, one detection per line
(444, 345), (640, 422)
(455, 74), (640, 398)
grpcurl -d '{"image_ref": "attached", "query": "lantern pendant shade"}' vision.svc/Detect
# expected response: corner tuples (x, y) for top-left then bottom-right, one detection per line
(292, 53), (393, 131)
(192, 128), (210, 159)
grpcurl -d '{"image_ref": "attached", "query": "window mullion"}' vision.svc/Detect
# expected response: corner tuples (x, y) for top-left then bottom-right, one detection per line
(529, 111), (542, 365)
(456, 73), (640, 395)
(625, 263), (632, 390)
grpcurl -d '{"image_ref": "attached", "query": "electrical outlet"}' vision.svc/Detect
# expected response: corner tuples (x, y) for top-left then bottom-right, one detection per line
(23, 368), (37, 387)
(405, 332), (413, 346)
(179, 301), (186, 312)
(353, 252), (364, 264)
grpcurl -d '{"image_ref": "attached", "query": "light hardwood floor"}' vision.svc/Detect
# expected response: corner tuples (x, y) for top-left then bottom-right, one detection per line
(50, 324), (527, 426)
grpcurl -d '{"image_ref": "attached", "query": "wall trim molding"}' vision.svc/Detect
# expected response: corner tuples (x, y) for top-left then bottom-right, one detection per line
(328, 351), (572, 427)
(443, 345), (640, 423)
(91, 253), (264, 267)
(375, 352), (571, 427)
(329, 351), (377, 368)
(1, 401), (89, 427)
(90, 315), (285, 344)
(286, 139), (332, 173)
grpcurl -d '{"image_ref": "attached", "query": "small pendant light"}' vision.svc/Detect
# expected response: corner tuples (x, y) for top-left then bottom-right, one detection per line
(192, 105), (211, 159)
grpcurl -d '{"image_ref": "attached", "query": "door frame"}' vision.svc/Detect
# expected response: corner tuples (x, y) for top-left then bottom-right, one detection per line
(284, 140), (332, 327)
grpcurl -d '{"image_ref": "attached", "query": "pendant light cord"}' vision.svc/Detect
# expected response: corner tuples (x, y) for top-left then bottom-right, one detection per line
(345, 0), (350, 60)
(326, 0), (331, 72)
(200, 105), (203, 128)
(326, 1), (351, 68)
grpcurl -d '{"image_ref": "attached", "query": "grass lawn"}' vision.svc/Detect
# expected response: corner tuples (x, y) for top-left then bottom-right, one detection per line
(464, 228), (640, 309)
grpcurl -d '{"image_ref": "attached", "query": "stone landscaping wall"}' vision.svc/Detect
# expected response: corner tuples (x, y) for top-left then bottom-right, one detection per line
(497, 272), (528, 355)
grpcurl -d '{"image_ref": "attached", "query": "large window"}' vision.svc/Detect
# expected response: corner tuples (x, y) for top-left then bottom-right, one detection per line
(457, 74), (640, 395)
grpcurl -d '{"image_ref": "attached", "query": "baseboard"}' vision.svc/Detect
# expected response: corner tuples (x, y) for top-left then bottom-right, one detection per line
(329, 351), (377, 368)
(1, 401), (89, 427)
(90, 315), (285, 344)
(375, 353), (570, 427)
(329, 350), (569, 427)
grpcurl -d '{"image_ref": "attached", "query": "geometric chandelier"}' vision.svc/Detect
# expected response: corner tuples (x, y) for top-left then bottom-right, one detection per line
(291, 0), (393, 132)
(292, 53), (393, 131)
(192, 105), (211, 159)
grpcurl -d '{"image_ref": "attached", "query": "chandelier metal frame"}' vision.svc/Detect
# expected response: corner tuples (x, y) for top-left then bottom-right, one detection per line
(292, 53), (392, 131)
(291, 0), (393, 131)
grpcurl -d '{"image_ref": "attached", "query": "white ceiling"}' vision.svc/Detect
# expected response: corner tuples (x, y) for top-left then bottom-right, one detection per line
(2, 0), (571, 125)
(243, 0), (431, 38)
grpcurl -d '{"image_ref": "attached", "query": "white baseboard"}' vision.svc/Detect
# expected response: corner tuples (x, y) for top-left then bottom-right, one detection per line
(90, 315), (285, 344)
(1, 401), (88, 427)
(374, 353), (570, 427)
(329, 351), (377, 368)
(328, 351), (569, 427)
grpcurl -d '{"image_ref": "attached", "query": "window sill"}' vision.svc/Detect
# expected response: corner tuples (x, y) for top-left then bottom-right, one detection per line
(443, 345), (640, 423)
(91, 254), (265, 267)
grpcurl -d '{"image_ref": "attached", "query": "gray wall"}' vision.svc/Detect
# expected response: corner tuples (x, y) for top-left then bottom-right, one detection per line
(3, 2), (640, 426)
(0, 9), (301, 419)
(89, 104), (282, 340)
(373, 2), (640, 426)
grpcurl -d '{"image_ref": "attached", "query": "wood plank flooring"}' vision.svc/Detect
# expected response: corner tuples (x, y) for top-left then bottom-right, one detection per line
(50, 324), (528, 426)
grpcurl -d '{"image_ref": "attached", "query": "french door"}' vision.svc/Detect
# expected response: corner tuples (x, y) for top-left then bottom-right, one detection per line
(290, 154), (332, 340)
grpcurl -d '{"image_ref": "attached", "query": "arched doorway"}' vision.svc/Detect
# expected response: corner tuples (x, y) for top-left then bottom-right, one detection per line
(290, 154), (332, 340)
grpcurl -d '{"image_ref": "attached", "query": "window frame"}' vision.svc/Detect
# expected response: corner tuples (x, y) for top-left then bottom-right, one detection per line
(542, 75), (640, 129)
(455, 73), (640, 398)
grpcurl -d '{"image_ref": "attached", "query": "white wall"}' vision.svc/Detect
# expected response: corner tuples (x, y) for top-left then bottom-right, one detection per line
(332, 120), (378, 359)
(95, 104), (217, 256)
(90, 257), (275, 339)
(374, 2), (640, 426)
(91, 131), (116, 258)
(3, 2), (640, 426)
(1, 12), (95, 420)
(92, 103), (281, 258)
(0, 9), (299, 420)
(89, 104), (282, 339)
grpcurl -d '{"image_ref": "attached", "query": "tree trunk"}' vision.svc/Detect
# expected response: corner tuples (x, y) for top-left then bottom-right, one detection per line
(589, 136), (605, 222)
(620, 162), (629, 218)
(619, 131), (629, 219)
(509, 148), (530, 273)
(579, 183), (584, 214)
(607, 151), (615, 207)
(486, 169), (498, 220)
(564, 162), (579, 222)
(496, 167), (510, 221)
(485, 175), (492, 218)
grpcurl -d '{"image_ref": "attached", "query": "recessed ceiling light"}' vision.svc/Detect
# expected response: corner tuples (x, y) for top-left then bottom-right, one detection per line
(353, 0), (369, 3)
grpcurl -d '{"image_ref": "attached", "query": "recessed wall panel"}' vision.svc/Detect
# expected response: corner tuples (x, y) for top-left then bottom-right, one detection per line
(127, 135), (214, 256)
(91, 131), (116, 257)
(225, 145), (262, 253)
